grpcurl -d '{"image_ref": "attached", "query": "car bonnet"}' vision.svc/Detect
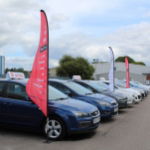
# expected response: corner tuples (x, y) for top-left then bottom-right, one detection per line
(51, 98), (98, 113)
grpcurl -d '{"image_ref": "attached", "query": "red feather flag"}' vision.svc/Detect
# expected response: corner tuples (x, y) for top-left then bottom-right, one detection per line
(125, 57), (130, 88)
(26, 10), (49, 116)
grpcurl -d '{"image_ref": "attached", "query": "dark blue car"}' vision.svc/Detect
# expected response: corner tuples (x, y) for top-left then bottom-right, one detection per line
(49, 79), (118, 119)
(0, 79), (100, 140)
(73, 80), (128, 109)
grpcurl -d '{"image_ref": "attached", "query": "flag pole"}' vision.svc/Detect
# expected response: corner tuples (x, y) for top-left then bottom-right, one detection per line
(40, 10), (50, 142)
(40, 10), (49, 117)
(108, 46), (115, 92)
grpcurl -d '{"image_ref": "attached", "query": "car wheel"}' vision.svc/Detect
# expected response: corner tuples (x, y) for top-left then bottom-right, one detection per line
(44, 116), (66, 140)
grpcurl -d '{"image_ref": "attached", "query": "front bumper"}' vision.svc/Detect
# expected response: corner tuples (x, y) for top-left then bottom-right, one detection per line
(101, 104), (118, 118)
(133, 96), (141, 103)
(136, 95), (142, 102)
(127, 98), (134, 106)
(118, 101), (128, 108)
(68, 124), (99, 134)
(117, 98), (128, 109)
(68, 115), (100, 134)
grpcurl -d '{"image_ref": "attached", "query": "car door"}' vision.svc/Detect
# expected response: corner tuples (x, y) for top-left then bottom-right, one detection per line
(0, 81), (9, 122)
(0, 82), (44, 128)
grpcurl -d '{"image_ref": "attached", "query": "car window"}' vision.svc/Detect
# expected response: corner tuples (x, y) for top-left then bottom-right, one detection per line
(0, 82), (6, 97)
(50, 82), (72, 96)
(78, 82), (94, 92)
(48, 85), (68, 101)
(6, 83), (28, 100)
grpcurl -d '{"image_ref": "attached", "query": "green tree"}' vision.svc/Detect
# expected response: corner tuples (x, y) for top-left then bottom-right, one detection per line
(115, 56), (145, 66)
(134, 62), (145, 66)
(56, 55), (95, 79)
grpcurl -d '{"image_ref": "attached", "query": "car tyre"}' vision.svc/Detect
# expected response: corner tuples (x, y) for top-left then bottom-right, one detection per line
(44, 116), (66, 140)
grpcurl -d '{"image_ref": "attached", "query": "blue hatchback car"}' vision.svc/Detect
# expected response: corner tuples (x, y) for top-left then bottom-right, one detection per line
(0, 79), (100, 140)
(49, 79), (118, 119)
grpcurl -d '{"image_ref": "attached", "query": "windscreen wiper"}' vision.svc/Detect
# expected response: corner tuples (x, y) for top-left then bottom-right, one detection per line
(51, 97), (68, 101)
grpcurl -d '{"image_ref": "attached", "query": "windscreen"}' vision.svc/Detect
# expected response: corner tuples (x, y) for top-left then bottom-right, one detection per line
(64, 81), (93, 95)
(93, 81), (109, 91)
(116, 81), (126, 88)
(48, 85), (68, 101)
(86, 81), (107, 91)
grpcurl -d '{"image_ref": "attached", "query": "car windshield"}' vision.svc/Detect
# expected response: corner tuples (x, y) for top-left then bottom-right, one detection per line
(94, 81), (109, 91)
(97, 81), (120, 89)
(64, 81), (93, 95)
(117, 82), (126, 88)
(130, 83), (138, 87)
(131, 82), (139, 87)
(87, 81), (108, 91)
(49, 85), (68, 101)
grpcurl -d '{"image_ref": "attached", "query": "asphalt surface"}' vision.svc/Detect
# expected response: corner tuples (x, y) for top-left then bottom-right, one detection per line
(0, 96), (150, 150)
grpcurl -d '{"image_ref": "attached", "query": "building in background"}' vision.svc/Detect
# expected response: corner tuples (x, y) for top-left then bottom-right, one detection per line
(92, 62), (150, 84)
(0, 56), (5, 77)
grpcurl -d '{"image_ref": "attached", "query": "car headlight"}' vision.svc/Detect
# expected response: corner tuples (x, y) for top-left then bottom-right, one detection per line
(72, 111), (90, 117)
(98, 101), (111, 107)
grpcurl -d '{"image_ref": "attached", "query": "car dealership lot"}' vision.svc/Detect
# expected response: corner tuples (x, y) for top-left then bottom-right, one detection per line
(0, 96), (150, 150)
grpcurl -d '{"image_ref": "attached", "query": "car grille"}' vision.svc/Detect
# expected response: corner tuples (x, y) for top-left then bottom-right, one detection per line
(79, 121), (91, 128)
(124, 98), (127, 101)
(120, 98), (127, 101)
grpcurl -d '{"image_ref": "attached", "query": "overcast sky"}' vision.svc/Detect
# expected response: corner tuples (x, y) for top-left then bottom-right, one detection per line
(0, 0), (150, 70)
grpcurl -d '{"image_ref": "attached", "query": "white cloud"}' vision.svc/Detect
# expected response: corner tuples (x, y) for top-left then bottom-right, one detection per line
(0, 0), (150, 70)
(51, 21), (150, 65)
(6, 57), (34, 70)
(104, 22), (150, 60)
(6, 56), (58, 70)
(48, 0), (121, 15)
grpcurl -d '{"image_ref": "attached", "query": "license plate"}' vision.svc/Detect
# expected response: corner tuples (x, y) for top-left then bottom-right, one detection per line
(114, 108), (118, 112)
(93, 117), (100, 124)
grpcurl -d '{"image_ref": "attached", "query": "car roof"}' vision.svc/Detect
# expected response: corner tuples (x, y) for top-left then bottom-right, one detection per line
(75, 80), (93, 84)
(0, 79), (28, 85)
(49, 78), (72, 83)
(74, 80), (99, 83)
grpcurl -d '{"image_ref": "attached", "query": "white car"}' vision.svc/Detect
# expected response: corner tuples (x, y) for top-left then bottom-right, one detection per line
(101, 81), (135, 105)
(116, 80), (142, 103)
(116, 80), (144, 100)
(130, 81), (149, 96)
(116, 85), (142, 103)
